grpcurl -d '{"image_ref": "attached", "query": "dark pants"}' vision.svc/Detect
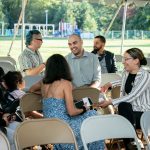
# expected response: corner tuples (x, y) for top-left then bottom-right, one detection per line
(118, 102), (143, 149)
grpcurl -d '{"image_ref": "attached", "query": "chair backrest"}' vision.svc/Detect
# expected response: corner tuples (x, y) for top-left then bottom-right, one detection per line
(73, 87), (100, 103)
(0, 131), (11, 150)
(0, 56), (17, 66)
(143, 57), (150, 73)
(111, 86), (121, 99)
(101, 73), (121, 99)
(14, 118), (78, 150)
(0, 61), (16, 73)
(140, 111), (150, 149)
(20, 93), (42, 120)
(115, 55), (122, 62)
(23, 75), (43, 92)
(101, 73), (121, 86)
(146, 57), (150, 67)
(80, 115), (141, 150)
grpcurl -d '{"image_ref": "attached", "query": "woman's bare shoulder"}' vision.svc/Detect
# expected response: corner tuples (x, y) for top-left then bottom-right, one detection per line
(61, 79), (72, 88)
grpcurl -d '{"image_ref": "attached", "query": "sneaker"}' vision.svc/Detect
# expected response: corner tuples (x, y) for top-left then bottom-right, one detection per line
(137, 138), (144, 149)
(130, 138), (144, 149)
(127, 143), (138, 150)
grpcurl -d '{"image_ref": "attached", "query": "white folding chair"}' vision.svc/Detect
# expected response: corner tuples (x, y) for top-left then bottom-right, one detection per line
(101, 73), (121, 100)
(0, 56), (17, 66)
(14, 118), (78, 150)
(0, 61), (16, 73)
(140, 111), (150, 149)
(23, 75), (43, 92)
(101, 73), (121, 86)
(115, 55), (122, 63)
(20, 93), (42, 120)
(80, 115), (141, 150)
(73, 86), (100, 103)
(0, 131), (11, 150)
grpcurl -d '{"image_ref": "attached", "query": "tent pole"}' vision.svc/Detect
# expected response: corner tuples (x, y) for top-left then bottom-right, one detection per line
(120, 0), (128, 55)
(21, 0), (25, 52)
(7, 0), (28, 56)
(104, 2), (123, 37)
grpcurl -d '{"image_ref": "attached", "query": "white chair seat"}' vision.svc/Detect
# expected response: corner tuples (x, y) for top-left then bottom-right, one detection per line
(80, 114), (141, 150)
(140, 111), (150, 149)
(0, 131), (11, 150)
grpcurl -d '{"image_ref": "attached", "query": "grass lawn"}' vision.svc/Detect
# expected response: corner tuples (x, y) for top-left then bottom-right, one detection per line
(0, 37), (150, 64)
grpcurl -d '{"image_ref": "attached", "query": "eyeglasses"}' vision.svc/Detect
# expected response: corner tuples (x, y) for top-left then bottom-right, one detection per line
(34, 38), (43, 42)
(122, 57), (133, 62)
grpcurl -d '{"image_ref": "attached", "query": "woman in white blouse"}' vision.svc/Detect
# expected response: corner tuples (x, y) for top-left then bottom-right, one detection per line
(100, 48), (150, 149)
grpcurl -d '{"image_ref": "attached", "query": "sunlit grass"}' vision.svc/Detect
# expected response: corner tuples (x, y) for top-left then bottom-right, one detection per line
(0, 37), (150, 64)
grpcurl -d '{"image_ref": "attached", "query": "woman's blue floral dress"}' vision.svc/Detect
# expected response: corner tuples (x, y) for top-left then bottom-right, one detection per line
(43, 98), (105, 150)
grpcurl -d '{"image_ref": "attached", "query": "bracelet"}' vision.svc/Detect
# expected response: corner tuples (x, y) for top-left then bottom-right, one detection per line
(80, 106), (87, 115)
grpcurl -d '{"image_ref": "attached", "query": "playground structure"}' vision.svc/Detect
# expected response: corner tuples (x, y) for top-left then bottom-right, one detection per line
(0, 0), (149, 55)
(0, 21), (5, 36)
(14, 23), (55, 37)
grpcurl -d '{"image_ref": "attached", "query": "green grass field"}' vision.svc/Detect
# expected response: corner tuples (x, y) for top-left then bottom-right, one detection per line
(0, 37), (150, 63)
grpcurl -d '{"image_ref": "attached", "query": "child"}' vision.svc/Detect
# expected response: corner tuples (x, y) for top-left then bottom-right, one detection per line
(2, 71), (25, 114)
(3, 71), (25, 101)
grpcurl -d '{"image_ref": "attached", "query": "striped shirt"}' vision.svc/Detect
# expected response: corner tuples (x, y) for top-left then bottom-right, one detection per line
(8, 89), (25, 101)
(111, 68), (150, 112)
(18, 47), (43, 72)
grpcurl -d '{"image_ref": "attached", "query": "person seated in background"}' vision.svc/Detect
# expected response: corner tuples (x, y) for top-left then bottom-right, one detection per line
(66, 34), (101, 89)
(0, 69), (20, 150)
(0, 67), (6, 107)
(91, 35), (117, 73)
(18, 29), (45, 76)
(0, 109), (20, 150)
(29, 54), (105, 150)
(3, 71), (25, 102)
(0, 110), (20, 150)
(100, 48), (149, 149)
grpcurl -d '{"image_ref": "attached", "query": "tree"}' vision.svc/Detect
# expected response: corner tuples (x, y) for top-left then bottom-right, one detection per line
(52, 2), (75, 29)
(127, 5), (150, 30)
(73, 2), (97, 32)
(0, 0), (4, 20)
(90, 2), (118, 33)
(1, 0), (21, 29)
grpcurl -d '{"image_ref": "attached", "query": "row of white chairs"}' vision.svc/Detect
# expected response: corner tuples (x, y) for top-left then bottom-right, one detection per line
(0, 56), (149, 75)
(1, 112), (150, 150)
(23, 73), (121, 92)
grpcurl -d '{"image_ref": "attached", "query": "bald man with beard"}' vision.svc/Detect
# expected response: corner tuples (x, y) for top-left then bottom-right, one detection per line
(66, 34), (101, 89)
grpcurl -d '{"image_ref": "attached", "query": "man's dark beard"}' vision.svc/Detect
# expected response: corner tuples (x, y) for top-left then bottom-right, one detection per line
(93, 46), (103, 52)
(93, 47), (99, 52)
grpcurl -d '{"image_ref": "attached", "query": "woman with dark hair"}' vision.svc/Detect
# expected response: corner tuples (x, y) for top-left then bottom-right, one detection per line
(2, 71), (25, 114)
(100, 48), (150, 149)
(3, 71), (25, 101)
(30, 54), (105, 150)
(0, 70), (22, 150)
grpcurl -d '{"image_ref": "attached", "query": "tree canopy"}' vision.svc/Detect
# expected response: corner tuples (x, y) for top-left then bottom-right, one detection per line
(0, 0), (149, 32)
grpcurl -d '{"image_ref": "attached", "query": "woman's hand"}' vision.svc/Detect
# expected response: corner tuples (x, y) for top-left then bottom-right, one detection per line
(99, 99), (112, 108)
(101, 82), (112, 93)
